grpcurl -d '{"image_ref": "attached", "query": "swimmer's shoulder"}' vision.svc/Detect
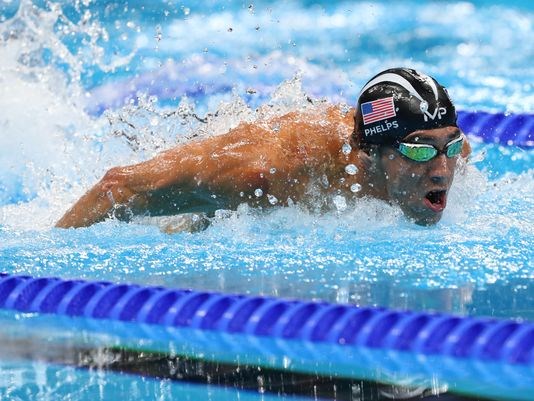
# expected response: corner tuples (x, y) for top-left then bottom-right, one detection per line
(198, 103), (355, 150)
(271, 104), (355, 134)
(272, 103), (355, 126)
(324, 104), (356, 125)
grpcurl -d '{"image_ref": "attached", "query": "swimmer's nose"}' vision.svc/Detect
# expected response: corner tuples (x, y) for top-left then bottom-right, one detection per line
(428, 154), (451, 185)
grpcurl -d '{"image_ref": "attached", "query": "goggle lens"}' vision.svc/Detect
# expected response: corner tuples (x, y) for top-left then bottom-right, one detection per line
(446, 137), (463, 157)
(398, 136), (463, 162)
(398, 143), (437, 162)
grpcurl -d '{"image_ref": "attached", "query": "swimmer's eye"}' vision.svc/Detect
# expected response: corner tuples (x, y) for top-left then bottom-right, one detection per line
(397, 136), (463, 162)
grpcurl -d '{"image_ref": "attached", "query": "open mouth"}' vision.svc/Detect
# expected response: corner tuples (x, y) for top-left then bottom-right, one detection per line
(423, 190), (447, 212)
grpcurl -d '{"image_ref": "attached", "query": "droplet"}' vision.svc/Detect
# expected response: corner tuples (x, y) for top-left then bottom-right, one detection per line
(267, 194), (278, 205)
(282, 356), (291, 368)
(154, 25), (163, 42)
(340, 104), (351, 115)
(341, 143), (352, 155)
(350, 183), (362, 193)
(228, 27), (233, 32)
(345, 164), (358, 175)
(419, 100), (428, 113)
(239, 191), (244, 197)
(183, 7), (190, 16)
(388, 154), (395, 160)
(333, 195), (347, 211)
(320, 174), (329, 188)
(254, 188), (263, 197)
(269, 168), (276, 174)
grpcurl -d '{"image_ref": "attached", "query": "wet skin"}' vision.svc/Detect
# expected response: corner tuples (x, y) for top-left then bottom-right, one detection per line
(372, 127), (464, 226)
(55, 105), (470, 229)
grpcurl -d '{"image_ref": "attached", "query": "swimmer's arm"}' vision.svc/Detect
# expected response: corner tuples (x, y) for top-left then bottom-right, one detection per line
(54, 164), (144, 229)
(55, 126), (269, 228)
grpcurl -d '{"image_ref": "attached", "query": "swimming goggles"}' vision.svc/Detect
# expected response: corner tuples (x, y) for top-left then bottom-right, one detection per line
(397, 135), (464, 162)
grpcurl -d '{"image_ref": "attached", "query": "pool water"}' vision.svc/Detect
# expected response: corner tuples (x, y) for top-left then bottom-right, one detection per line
(0, 0), (533, 400)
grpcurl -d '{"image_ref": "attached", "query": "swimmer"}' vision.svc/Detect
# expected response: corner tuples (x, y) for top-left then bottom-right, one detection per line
(55, 67), (470, 229)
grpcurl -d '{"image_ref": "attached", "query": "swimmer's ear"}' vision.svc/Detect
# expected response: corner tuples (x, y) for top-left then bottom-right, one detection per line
(357, 149), (374, 171)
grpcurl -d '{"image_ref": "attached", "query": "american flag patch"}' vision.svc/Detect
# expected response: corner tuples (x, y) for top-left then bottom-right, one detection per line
(361, 97), (396, 125)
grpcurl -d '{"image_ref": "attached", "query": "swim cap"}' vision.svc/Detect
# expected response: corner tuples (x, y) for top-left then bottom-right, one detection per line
(356, 68), (457, 145)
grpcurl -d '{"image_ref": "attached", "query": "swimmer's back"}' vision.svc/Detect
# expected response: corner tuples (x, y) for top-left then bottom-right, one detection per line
(192, 104), (355, 174)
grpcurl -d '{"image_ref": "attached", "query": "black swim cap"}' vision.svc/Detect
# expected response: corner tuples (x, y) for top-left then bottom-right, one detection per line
(356, 68), (457, 145)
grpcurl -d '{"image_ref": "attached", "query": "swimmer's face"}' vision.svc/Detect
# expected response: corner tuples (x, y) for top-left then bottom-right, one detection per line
(376, 127), (463, 225)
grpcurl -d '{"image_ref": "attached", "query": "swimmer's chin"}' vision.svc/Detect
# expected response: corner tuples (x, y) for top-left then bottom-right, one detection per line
(412, 214), (442, 226)
(401, 206), (443, 226)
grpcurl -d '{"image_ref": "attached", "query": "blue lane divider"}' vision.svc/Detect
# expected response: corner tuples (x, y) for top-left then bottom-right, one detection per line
(457, 111), (533, 147)
(0, 274), (532, 365)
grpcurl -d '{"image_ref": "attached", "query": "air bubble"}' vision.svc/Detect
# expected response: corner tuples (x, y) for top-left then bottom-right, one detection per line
(342, 143), (352, 155)
(350, 183), (362, 193)
(254, 188), (263, 197)
(269, 168), (276, 174)
(345, 164), (358, 175)
(267, 194), (278, 205)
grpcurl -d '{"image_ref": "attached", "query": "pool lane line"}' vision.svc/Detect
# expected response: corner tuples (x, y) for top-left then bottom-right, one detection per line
(0, 274), (532, 367)
(457, 111), (534, 147)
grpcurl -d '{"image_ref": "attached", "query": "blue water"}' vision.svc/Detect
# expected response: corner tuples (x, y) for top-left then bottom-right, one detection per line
(0, 359), (302, 401)
(0, 0), (533, 400)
